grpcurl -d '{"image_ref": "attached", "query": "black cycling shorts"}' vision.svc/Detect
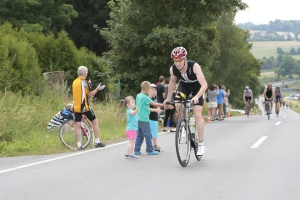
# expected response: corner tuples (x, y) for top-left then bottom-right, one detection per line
(74, 109), (96, 122)
(245, 97), (252, 101)
(176, 81), (203, 106)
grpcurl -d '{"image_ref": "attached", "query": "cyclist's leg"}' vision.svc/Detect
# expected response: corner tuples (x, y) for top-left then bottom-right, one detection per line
(174, 82), (189, 120)
(271, 99), (273, 111)
(193, 105), (204, 141)
(264, 98), (268, 111)
(74, 113), (83, 145)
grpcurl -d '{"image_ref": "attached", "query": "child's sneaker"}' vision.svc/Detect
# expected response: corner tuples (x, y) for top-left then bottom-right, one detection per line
(134, 151), (142, 155)
(154, 145), (163, 152)
(147, 150), (159, 155)
(129, 155), (139, 159)
(125, 154), (130, 159)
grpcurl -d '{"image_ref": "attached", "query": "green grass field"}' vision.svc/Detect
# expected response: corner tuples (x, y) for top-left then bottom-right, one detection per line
(250, 41), (300, 59)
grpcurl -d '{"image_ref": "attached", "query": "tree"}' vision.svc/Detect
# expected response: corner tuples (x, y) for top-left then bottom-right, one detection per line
(101, 0), (247, 94)
(277, 47), (284, 54)
(290, 47), (297, 55)
(0, 23), (42, 95)
(0, 0), (78, 34)
(213, 12), (261, 107)
(65, 0), (111, 56)
(276, 55), (298, 79)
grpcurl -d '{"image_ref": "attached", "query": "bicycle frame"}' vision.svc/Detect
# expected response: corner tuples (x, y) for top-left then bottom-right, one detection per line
(246, 99), (250, 117)
(265, 100), (272, 120)
(174, 92), (201, 167)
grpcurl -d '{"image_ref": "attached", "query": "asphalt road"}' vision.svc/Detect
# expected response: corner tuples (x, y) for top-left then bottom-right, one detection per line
(1, 107), (299, 200)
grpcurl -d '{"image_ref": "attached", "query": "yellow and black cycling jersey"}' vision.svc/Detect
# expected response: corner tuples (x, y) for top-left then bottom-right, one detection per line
(72, 77), (90, 113)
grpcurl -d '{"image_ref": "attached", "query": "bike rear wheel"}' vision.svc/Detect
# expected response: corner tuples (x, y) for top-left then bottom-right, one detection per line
(275, 102), (280, 117)
(267, 102), (271, 120)
(175, 118), (191, 167)
(247, 103), (250, 117)
(59, 119), (92, 150)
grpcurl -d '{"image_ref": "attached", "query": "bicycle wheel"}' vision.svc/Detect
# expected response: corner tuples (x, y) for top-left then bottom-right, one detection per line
(276, 102), (280, 117)
(191, 129), (201, 161)
(247, 103), (250, 118)
(175, 118), (191, 167)
(267, 102), (270, 120)
(59, 119), (92, 150)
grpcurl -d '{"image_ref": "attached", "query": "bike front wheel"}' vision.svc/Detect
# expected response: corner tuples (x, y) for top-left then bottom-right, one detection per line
(191, 130), (201, 161)
(175, 118), (191, 167)
(59, 119), (92, 150)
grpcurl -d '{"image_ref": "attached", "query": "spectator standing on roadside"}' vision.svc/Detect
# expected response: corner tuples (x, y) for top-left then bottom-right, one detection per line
(207, 84), (219, 121)
(216, 84), (225, 121)
(149, 84), (163, 152)
(222, 85), (230, 118)
(163, 78), (176, 132)
(134, 81), (173, 155)
(157, 76), (165, 104)
(72, 66), (106, 150)
(119, 96), (139, 159)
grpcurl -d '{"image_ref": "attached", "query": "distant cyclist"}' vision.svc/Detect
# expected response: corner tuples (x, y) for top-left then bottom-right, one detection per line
(243, 86), (253, 113)
(263, 83), (275, 114)
(275, 86), (283, 106)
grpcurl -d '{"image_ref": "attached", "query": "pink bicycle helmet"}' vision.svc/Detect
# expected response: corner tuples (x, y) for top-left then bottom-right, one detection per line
(171, 47), (187, 59)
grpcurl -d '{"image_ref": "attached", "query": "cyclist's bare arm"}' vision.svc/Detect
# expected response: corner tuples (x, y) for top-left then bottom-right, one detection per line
(152, 101), (174, 110)
(243, 91), (246, 102)
(271, 88), (275, 99)
(193, 63), (208, 103)
(88, 83), (106, 98)
(263, 88), (270, 100)
(164, 66), (177, 108)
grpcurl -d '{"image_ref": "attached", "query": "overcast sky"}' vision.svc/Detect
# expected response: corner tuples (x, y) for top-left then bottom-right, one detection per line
(234, 0), (300, 24)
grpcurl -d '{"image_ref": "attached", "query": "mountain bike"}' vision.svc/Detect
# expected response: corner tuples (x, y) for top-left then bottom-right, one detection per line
(265, 99), (272, 120)
(59, 115), (93, 150)
(275, 99), (280, 117)
(172, 92), (201, 167)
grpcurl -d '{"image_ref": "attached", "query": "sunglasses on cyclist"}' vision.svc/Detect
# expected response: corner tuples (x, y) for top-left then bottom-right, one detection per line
(173, 58), (184, 63)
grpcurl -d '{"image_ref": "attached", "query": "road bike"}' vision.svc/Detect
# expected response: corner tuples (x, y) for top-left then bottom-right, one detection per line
(275, 99), (280, 117)
(173, 92), (201, 167)
(59, 115), (93, 150)
(245, 99), (250, 118)
(265, 99), (272, 120)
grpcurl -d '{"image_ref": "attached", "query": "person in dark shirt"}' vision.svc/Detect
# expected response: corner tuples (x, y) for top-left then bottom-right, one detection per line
(157, 76), (165, 104)
(149, 84), (163, 152)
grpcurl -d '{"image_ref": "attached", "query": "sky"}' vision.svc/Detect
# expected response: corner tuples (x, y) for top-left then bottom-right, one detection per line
(234, 0), (300, 24)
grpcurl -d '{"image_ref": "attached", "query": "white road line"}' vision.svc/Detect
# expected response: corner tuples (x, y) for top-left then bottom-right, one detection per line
(251, 136), (268, 148)
(275, 121), (282, 125)
(283, 116), (287, 118)
(0, 132), (169, 174)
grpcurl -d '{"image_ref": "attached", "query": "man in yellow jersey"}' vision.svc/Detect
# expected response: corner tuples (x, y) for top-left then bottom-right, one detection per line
(72, 66), (106, 149)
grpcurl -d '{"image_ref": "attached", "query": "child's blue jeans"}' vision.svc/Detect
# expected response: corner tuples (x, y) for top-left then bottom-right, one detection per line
(134, 121), (154, 153)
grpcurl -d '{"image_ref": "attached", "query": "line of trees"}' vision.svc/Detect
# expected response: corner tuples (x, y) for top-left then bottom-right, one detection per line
(0, 0), (263, 108)
(237, 20), (300, 33)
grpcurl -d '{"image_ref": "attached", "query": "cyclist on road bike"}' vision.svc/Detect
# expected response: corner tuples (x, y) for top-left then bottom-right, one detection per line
(263, 83), (275, 114)
(275, 86), (283, 106)
(243, 86), (253, 113)
(163, 47), (208, 156)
